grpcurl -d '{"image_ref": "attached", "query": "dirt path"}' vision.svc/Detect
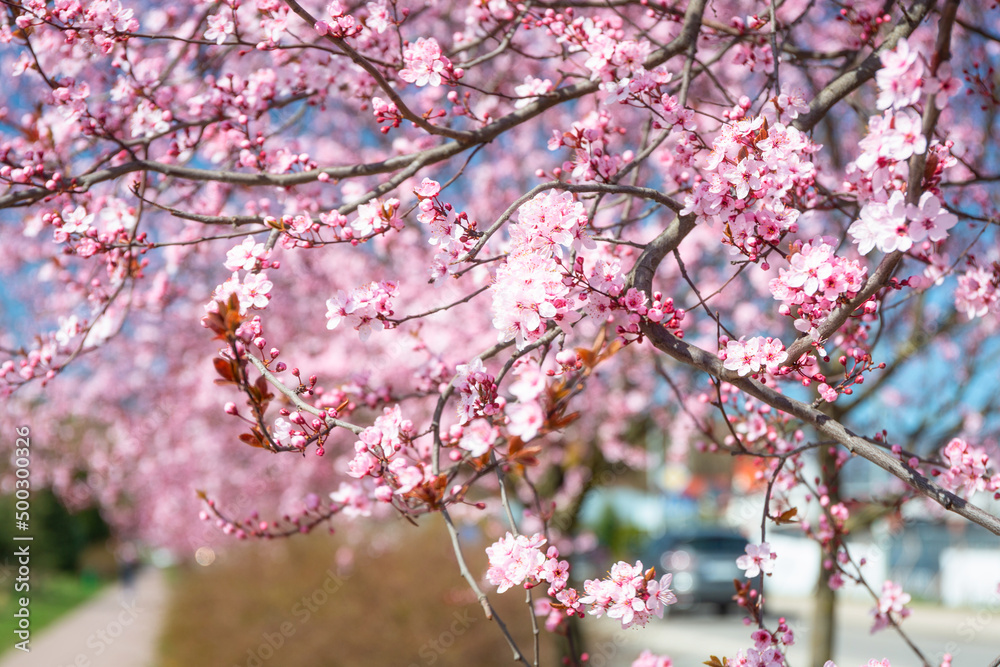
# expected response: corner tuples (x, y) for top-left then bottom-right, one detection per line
(1, 568), (167, 667)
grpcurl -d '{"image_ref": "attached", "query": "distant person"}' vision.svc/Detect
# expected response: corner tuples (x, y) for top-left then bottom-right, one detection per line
(116, 541), (140, 600)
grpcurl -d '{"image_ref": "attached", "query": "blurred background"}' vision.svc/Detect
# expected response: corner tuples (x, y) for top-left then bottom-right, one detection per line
(2, 468), (999, 667)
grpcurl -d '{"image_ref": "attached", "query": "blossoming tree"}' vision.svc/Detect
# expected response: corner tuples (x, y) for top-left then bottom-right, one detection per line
(2, 0), (999, 665)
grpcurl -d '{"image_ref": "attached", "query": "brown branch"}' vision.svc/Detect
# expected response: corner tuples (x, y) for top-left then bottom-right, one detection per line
(784, 0), (960, 367)
(627, 227), (1000, 537)
(282, 0), (473, 142)
(791, 0), (937, 133)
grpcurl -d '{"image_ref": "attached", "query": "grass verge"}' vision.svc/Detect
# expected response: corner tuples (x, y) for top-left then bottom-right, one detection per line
(0, 571), (106, 656)
(158, 520), (559, 667)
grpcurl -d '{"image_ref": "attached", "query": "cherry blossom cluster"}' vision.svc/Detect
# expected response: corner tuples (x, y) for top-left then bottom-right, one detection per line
(353, 197), (403, 236)
(314, 0), (364, 39)
(510, 190), (593, 254)
(325, 280), (398, 341)
(681, 114), (819, 261)
(257, 4), (293, 49)
(848, 191), (957, 256)
(759, 85), (812, 126)
(486, 534), (676, 631)
(547, 110), (632, 183)
(443, 419), (500, 458)
(870, 580), (911, 634)
(538, 12), (651, 86)
(953, 264), (999, 320)
(399, 37), (459, 88)
(41, 199), (144, 265)
(0, 316), (95, 387)
(728, 623), (796, 667)
(453, 358), (501, 425)
(694, 383), (800, 463)
(614, 288), (686, 344)
(277, 203), (403, 249)
(8, 0), (138, 54)
(346, 405), (434, 502)
(7, 1), (1000, 665)
(814, 501), (851, 548)
(846, 109), (927, 193)
(413, 178), (479, 279)
(556, 248), (687, 344)
(210, 271), (274, 316)
(934, 437), (1000, 499)
(184, 70), (296, 132)
(720, 336), (788, 377)
(769, 239), (868, 336)
(875, 37), (962, 111)
(328, 480), (373, 519)
(198, 492), (349, 539)
(575, 255), (624, 321)
(203, 12), (235, 45)
(491, 191), (594, 347)
(583, 34), (650, 84)
(513, 76), (554, 109)
(224, 236), (271, 272)
(845, 37), (961, 250)
(371, 97), (403, 133)
(485, 532), (568, 594)
(505, 359), (548, 442)
(637, 290), (684, 330)
(577, 560), (677, 629)
(492, 248), (577, 348)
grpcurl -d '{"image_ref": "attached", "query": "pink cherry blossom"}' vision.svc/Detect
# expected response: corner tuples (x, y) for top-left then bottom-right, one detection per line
(211, 271), (274, 315)
(577, 560), (676, 629)
(485, 532), (548, 593)
(204, 13), (234, 45)
(938, 437), (999, 498)
(875, 38), (924, 111)
(507, 401), (545, 441)
(224, 235), (269, 272)
(399, 37), (452, 87)
(849, 191), (911, 255)
(870, 580), (911, 633)
(736, 542), (776, 578)
(723, 336), (787, 376)
(631, 650), (673, 667)
(325, 280), (398, 340)
(454, 357), (500, 424)
(329, 481), (373, 518)
(514, 75), (553, 109)
(954, 266), (999, 319)
(905, 193), (957, 243)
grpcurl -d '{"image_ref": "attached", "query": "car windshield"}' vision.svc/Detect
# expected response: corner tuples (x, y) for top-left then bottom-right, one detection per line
(684, 537), (746, 554)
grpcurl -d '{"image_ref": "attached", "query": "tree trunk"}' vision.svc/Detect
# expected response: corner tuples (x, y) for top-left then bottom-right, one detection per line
(810, 444), (839, 666)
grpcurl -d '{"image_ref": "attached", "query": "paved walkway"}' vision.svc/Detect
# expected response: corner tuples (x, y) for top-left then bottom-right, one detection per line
(592, 594), (1000, 667)
(1, 568), (167, 667)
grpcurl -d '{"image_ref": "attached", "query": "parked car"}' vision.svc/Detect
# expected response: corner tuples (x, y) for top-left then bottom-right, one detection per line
(643, 527), (751, 614)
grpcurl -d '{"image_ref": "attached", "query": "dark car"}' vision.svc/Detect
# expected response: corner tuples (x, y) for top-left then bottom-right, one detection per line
(643, 528), (751, 614)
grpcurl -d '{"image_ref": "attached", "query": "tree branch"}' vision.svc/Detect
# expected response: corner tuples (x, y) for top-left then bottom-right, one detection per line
(791, 0), (938, 133)
(628, 228), (1000, 537)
